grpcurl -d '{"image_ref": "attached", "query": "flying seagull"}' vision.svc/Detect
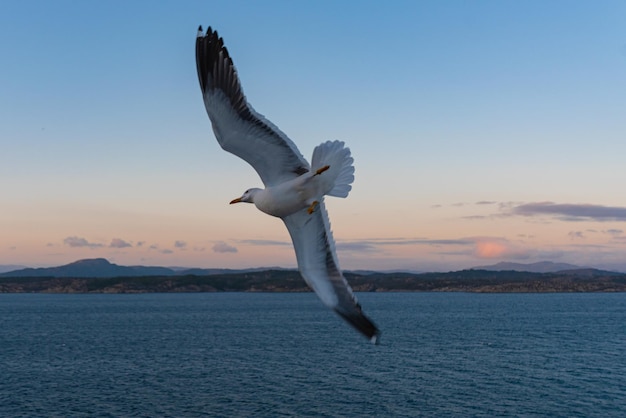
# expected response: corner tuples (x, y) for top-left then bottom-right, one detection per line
(195, 26), (380, 343)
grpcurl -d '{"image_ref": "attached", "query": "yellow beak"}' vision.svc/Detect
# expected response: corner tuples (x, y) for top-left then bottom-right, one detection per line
(230, 197), (243, 204)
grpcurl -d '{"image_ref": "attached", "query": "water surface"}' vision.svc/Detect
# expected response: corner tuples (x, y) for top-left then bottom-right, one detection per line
(1, 293), (625, 417)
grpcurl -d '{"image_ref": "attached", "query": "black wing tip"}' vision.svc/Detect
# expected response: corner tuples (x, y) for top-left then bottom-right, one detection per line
(335, 309), (381, 344)
(197, 25), (215, 36)
(195, 24), (233, 91)
(196, 26), (217, 45)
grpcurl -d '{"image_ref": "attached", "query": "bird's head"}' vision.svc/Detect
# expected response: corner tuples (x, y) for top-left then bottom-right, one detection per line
(230, 188), (261, 205)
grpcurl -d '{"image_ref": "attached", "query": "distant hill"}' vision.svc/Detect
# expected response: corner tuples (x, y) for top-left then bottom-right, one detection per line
(471, 261), (589, 273)
(0, 258), (293, 279)
(0, 265), (28, 274)
(0, 258), (176, 278)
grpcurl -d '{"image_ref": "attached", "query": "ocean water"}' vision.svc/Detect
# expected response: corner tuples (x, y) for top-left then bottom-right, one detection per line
(1, 292), (625, 417)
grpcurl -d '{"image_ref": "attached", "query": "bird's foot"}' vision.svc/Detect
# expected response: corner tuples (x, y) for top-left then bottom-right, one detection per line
(307, 200), (319, 214)
(314, 165), (330, 176)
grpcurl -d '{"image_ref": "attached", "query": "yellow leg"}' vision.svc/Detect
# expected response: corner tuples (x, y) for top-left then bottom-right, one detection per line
(307, 200), (319, 214)
(315, 165), (330, 176)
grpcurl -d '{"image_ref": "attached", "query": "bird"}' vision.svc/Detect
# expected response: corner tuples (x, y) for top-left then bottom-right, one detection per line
(195, 26), (380, 343)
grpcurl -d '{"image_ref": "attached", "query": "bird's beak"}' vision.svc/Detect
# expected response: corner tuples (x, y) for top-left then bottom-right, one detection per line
(230, 197), (243, 204)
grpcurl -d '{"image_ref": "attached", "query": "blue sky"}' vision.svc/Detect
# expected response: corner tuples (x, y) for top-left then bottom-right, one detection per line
(2, 0), (626, 271)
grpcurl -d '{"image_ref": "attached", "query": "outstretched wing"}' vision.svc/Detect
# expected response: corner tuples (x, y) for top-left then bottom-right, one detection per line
(195, 26), (310, 187)
(283, 201), (380, 343)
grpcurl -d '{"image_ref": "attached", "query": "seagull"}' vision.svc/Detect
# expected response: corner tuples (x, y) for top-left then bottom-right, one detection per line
(196, 26), (380, 343)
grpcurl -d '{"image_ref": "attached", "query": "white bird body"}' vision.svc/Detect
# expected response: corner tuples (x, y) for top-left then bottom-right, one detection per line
(196, 26), (379, 343)
(239, 141), (352, 218)
(253, 178), (317, 218)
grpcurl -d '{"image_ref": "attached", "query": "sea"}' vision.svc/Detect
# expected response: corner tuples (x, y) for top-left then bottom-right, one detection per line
(1, 292), (625, 417)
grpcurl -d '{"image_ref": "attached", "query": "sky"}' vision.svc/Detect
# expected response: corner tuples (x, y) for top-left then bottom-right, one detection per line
(1, 0), (626, 272)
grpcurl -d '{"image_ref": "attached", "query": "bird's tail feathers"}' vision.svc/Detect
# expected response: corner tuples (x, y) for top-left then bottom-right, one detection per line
(311, 140), (355, 198)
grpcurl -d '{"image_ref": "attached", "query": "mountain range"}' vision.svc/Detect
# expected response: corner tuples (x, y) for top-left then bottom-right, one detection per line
(0, 264), (27, 274)
(470, 261), (587, 273)
(0, 258), (292, 278)
(0, 258), (618, 278)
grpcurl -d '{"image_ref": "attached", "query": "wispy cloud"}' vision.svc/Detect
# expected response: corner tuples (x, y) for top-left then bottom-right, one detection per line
(109, 238), (132, 248)
(63, 236), (103, 248)
(213, 241), (238, 253)
(336, 242), (378, 252)
(462, 215), (491, 220)
(568, 231), (585, 240)
(512, 202), (626, 222)
(237, 237), (475, 253)
(471, 237), (529, 260)
(336, 238), (476, 254)
(345, 238), (474, 247)
(147, 244), (172, 254)
(239, 239), (291, 246)
(174, 240), (187, 249)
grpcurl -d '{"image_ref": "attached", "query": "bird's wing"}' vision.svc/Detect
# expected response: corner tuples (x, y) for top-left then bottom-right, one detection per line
(283, 201), (380, 342)
(196, 26), (310, 187)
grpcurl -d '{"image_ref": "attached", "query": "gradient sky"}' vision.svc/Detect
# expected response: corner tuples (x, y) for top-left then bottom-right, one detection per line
(2, 0), (626, 272)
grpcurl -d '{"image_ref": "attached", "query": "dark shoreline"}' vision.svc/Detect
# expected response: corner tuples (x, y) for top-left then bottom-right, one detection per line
(1, 269), (625, 293)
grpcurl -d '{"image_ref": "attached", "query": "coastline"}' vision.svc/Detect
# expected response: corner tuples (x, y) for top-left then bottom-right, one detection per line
(2, 269), (625, 293)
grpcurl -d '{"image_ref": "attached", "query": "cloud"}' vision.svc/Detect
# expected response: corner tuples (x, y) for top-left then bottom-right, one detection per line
(344, 238), (473, 247)
(109, 238), (132, 248)
(462, 215), (490, 220)
(321, 238), (476, 256)
(213, 241), (238, 253)
(512, 202), (626, 222)
(238, 237), (471, 253)
(472, 237), (529, 260)
(475, 201), (496, 205)
(331, 237), (480, 255)
(146, 243), (173, 254)
(474, 239), (508, 258)
(174, 240), (187, 249)
(63, 236), (103, 248)
(417, 239), (473, 246)
(239, 239), (291, 246)
(568, 231), (585, 240)
(336, 242), (378, 252)
(136, 241), (145, 247)
(604, 229), (623, 236)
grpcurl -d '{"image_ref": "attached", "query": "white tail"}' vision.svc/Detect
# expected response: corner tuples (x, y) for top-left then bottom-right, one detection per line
(311, 140), (355, 198)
